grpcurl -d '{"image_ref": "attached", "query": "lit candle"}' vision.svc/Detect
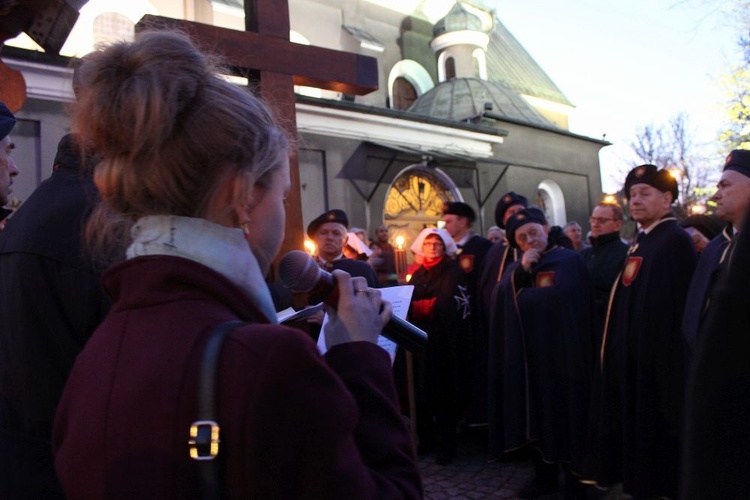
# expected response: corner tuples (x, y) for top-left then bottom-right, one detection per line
(394, 235), (407, 284)
(304, 239), (316, 256)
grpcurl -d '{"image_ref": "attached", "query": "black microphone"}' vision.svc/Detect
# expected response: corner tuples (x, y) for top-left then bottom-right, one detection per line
(278, 250), (428, 352)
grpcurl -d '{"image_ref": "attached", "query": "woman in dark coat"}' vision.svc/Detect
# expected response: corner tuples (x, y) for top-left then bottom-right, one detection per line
(52, 30), (421, 499)
(408, 227), (471, 465)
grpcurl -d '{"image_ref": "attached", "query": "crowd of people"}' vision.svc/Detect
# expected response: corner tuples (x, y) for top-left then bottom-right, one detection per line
(1, 27), (750, 500)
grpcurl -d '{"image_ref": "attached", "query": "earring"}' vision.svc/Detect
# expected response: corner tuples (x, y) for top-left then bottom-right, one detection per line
(240, 219), (251, 238)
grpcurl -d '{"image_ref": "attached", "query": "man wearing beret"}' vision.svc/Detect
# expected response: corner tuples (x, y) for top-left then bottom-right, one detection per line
(0, 134), (110, 498)
(441, 201), (492, 423)
(682, 150), (750, 361)
(682, 151), (750, 498)
(478, 192), (528, 323)
(305, 209), (378, 339)
(488, 207), (593, 498)
(472, 192), (527, 425)
(0, 102), (19, 224)
(592, 164), (697, 499)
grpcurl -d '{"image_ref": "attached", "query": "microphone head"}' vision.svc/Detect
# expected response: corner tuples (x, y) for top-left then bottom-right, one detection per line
(279, 250), (323, 292)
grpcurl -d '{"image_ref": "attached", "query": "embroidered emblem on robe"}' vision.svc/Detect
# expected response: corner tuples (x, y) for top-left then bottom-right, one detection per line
(458, 254), (474, 273)
(622, 256), (643, 286)
(454, 285), (471, 319)
(536, 271), (555, 288)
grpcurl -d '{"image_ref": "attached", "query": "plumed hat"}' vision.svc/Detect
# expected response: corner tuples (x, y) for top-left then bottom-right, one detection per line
(0, 102), (16, 141)
(506, 207), (547, 249)
(624, 164), (678, 202)
(494, 191), (528, 228)
(723, 150), (750, 179)
(410, 227), (458, 256)
(442, 201), (475, 223)
(306, 209), (348, 238)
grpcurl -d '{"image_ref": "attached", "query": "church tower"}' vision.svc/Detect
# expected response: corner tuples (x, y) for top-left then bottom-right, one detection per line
(430, 1), (490, 82)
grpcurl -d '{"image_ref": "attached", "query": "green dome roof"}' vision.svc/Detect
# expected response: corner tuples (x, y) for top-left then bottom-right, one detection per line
(433, 2), (484, 37)
(407, 77), (553, 128)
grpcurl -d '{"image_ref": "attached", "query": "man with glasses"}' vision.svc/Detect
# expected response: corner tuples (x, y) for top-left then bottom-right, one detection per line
(580, 202), (628, 337)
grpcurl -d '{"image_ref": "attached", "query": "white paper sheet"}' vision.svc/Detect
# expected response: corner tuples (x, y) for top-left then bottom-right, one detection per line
(317, 285), (414, 362)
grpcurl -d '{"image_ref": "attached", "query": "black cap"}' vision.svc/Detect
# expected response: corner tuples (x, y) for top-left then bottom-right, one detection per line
(0, 102), (16, 141)
(506, 207), (547, 249)
(495, 191), (528, 228)
(306, 209), (349, 238)
(624, 164), (678, 202)
(723, 150), (750, 179)
(442, 201), (475, 222)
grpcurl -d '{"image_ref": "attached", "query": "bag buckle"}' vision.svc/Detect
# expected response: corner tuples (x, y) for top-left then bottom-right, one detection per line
(188, 420), (220, 460)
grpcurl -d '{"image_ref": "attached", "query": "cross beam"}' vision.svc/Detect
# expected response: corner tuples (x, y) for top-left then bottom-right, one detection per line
(136, 7), (378, 274)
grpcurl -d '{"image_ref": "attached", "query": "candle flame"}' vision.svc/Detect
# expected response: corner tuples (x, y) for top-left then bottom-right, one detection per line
(395, 235), (404, 250)
(304, 239), (316, 255)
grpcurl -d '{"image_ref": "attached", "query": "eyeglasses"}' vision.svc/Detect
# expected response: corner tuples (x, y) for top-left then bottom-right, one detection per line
(589, 217), (617, 224)
(423, 242), (445, 248)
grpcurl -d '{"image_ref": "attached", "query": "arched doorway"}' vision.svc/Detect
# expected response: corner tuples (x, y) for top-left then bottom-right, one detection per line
(383, 165), (461, 264)
(536, 179), (567, 226)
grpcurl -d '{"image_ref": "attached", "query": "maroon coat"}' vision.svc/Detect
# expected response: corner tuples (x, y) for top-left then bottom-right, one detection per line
(53, 255), (421, 499)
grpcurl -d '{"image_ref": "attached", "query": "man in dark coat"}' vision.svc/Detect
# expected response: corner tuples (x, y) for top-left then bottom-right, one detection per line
(681, 178), (750, 499)
(594, 164), (697, 499)
(0, 134), (110, 498)
(488, 208), (593, 498)
(682, 150), (750, 363)
(305, 209), (378, 339)
(441, 201), (492, 421)
(579, 202), (628, 339)
(0, 101), (18, 224)
(478, 192), (528, 323)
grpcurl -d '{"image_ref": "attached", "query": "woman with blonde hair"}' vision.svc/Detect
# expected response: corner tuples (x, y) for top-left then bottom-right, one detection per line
(52, 30), (421, 499)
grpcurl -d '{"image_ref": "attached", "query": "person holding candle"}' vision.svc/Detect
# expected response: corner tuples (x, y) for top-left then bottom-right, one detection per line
(408, 227), (471, 465)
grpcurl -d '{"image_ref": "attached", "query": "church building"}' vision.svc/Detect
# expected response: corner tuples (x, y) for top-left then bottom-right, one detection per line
(1, 0), (608, 254)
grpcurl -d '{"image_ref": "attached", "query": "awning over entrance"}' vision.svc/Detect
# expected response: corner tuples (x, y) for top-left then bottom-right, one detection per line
(336, 140), (480, 190)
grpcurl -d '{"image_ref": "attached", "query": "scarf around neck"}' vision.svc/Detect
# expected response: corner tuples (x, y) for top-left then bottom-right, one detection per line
(126, 215), (278, 324)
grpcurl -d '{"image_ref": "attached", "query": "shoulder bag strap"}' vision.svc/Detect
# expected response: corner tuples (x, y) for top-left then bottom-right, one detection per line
(188, 320), (246, 500)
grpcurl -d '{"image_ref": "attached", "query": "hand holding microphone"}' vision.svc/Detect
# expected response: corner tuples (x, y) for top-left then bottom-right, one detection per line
(324, 272), (392, 348)
(279, 250), (428, 352)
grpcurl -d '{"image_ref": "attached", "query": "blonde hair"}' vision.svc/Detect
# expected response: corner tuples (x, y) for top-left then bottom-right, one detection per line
(75, 30), (289, 264)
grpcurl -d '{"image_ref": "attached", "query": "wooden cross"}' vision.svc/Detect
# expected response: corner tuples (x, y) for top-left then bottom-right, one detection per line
(136, 1), (378, 274)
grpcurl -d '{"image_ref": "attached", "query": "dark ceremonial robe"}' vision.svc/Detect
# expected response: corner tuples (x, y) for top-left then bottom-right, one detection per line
(54, 256), (422, 499)
(580, 231), (628, 339)
(487, 245), (593, 469)
(682, 219), (750, 499)
(455, 234), (492, 420)
(408, 256), (472, 453)
(682, 227), (732, 363)
(0, 166), (109, 499)
(477, 240), (521, 329)
(319, 257), (378, 288)
(596, 216), (697, 499)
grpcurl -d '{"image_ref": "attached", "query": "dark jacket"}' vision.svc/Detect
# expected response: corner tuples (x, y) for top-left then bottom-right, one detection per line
(53, 255), (421, 499)
(0, 167), (108, 499)
(580, 231), (629, 338)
